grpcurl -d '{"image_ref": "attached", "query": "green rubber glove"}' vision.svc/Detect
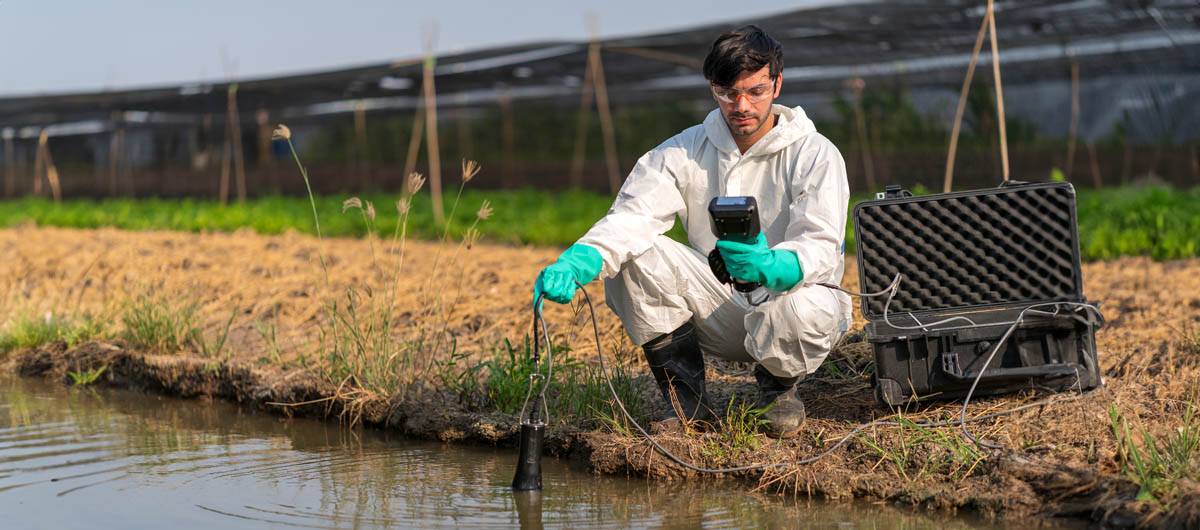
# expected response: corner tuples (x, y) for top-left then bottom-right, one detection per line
(715, 232), (803, 292)
(533, 244), (603, 309)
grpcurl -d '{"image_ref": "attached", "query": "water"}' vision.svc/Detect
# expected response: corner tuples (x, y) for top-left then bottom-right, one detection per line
(0, 375), (1068, 529)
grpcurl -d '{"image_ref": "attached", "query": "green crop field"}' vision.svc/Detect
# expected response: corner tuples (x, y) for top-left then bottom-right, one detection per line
(1, 184), (1197, 260)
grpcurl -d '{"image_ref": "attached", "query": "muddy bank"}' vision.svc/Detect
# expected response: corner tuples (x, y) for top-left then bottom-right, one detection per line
(8, 340), (1197, 529)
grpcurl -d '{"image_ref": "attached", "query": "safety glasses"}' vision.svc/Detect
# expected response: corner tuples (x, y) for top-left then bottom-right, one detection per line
(711, 80), (776, 104)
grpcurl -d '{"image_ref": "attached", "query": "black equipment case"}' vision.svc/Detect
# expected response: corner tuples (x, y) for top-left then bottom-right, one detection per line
(852, 182), (1104, 407)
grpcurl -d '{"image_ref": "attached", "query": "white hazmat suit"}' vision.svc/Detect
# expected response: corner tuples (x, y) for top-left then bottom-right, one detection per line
(576, 104), (853, 380)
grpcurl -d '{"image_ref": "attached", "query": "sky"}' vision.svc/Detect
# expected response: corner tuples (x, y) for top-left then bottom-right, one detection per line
(0, 0), (815, 97)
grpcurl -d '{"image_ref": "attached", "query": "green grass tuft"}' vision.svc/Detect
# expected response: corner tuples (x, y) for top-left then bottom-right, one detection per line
(119, 295), (198, 353)
(1109, 396), (1200, 505)
(1, 313), (108, 353)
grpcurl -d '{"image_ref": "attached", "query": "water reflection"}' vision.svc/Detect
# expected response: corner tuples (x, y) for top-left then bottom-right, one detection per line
(0, 376), (1077, 529)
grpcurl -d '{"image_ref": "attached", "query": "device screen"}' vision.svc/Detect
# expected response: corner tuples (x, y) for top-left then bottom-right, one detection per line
(714, 197), (748, 207)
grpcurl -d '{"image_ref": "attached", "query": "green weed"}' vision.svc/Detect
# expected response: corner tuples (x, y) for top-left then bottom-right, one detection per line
(1, 314), (69, 352)
(67, 365), (107, 386)
(701, 394), (771, 463)
(119, 295), (198, 352)
(1, 313), (108, 353)
(555, 355), (646, 431)
(252, 319), (283, 364)
(481, 337), (542, 414)
(1109, 397), (1200, 505)
(858, 414), (984, 482)
(433, 348), (486, 406)
(192, 305), (237, 358)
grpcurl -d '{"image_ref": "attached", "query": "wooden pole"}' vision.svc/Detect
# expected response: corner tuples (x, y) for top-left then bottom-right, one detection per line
(1086, 141), (1102, 189)
(568, 75), (595, 186)
(589, 42), (621, 194)
(255, 109), (278, 191)
(986, 0), (1010, 182)
(108, 114), (121, 197)
(354, 100), (368, 185)
(38, 131), (61, 203)
(570, 19), (598, 189)
(1065, 59), (1080, 180)
(33, 130), (45, 197)
(943, 13), (990, 192)
(3, 131), (14, 198)
(849, 79), (876, 193)
(402, 99), (425, 184)
(227, 83), (246, 201)
(421, 26), (444, 224)
(219, 134), (231, 205)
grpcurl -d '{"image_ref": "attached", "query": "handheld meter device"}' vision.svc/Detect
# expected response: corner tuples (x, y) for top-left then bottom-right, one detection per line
(707, 196), (762, 293)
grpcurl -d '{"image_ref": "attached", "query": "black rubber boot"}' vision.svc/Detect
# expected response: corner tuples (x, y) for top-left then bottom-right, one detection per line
(643, 322), (715, 432)
(754, 364), (806, 439)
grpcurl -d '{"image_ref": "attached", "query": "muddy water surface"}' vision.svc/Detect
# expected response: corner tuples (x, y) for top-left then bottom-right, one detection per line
(0, 375), (1070, 529)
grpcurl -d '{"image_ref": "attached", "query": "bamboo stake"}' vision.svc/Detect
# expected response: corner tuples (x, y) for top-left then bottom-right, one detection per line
(255, 109), (278, 190)
(3, 131), (14, 198)
(1065, 58), (1080, 180)
(354, 100), (368, 184)
(849, 78), (876, 193)
(987, 0), (1010, 182)
(589, 42), (621, 194)
(422, 45), (444, 224)
(40, 132), (61, 203)
(219, 134), (231, 204)
(402, 98), (425, 184)
(1086, 141), (1102, 189)
(33, 130), (45, 197)
(569, 48), (596, 189)
(942, 12), (989, 193)
(227, 83), (246, 201)
(108, 119), (121, 197)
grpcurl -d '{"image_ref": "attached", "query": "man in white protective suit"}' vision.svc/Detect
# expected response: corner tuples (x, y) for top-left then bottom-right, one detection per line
(533, 25), (852, 438)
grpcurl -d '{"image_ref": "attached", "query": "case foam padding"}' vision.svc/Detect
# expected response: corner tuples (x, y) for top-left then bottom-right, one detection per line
(853, 183), (1083, 319)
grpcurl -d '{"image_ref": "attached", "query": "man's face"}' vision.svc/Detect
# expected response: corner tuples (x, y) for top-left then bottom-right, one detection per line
(712, 66), (780, 140)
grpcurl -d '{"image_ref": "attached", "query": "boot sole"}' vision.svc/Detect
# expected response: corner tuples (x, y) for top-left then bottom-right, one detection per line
(764, 425), (804, 439)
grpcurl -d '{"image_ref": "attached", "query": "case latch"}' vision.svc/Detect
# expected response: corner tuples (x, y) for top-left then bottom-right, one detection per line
(941, 352), (962, 377)
(876, 185), (912, 200)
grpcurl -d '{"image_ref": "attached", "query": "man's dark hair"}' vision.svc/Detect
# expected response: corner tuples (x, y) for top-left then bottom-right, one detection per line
(702, 25), (783, 87)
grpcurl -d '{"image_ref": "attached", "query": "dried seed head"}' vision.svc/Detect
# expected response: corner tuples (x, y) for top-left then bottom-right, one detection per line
(476, 199), (493, 220)
(365, 200), (376, 220)
(342, 197), (363, 213)
(396, 198), (411, 215)
(406, 172), (426, 195)
(461, 159), (481, 183)
(464, 227), (481, 249)
(272, 124), (292, 140)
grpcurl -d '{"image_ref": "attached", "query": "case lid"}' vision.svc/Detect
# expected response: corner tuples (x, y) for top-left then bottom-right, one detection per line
(852, 182), (1085, 321)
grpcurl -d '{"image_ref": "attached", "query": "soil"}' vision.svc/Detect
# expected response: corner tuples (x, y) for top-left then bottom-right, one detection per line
(3, 225), (1199, 528)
